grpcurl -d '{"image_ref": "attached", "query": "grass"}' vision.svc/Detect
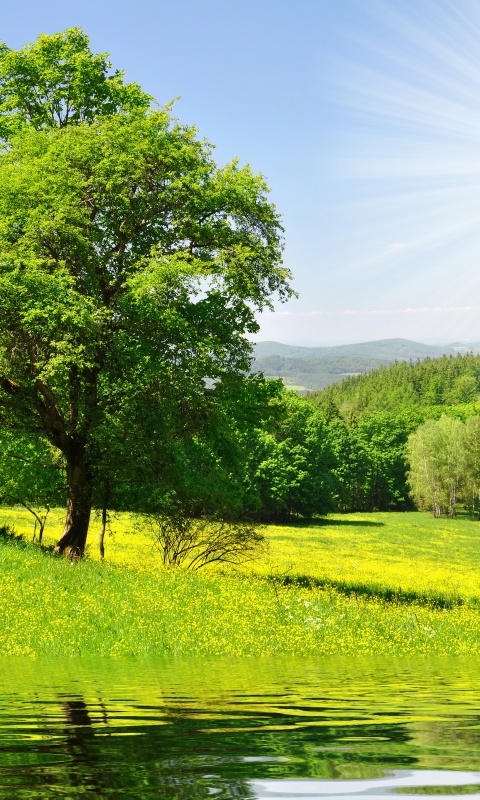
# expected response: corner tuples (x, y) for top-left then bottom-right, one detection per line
(0, 507), (479, 657)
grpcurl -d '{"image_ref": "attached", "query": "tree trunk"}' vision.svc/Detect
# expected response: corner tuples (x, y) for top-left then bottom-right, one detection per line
(449, 483), (456, 519)
(99, 504), (107, 560)
(55, 449), (92, 558)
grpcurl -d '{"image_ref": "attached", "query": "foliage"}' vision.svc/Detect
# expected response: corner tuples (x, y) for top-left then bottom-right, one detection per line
(326, 412), (413, 512)
(0, 28), (150, 139)
(243, 391), (335, 520)
(310, 353), (480, 419)
(0, 429), (64, 540)
(306, 355), (480, 514)
(127, 384), (336, 526)
(108, 375), (281, 521)
(465, 415), (480, 516)
(406, 415), (480, 517)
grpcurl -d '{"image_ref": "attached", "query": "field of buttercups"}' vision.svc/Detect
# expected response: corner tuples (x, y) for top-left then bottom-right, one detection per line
(0, 507), (479, 656)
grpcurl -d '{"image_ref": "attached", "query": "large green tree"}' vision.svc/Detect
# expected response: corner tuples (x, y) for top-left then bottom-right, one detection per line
(0, 30), (292, 556)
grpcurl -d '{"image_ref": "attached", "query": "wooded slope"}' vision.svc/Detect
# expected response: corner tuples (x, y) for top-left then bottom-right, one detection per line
(309, 353), (480, 417)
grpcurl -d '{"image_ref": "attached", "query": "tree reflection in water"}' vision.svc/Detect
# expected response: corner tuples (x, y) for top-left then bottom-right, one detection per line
(20, 694), (258, 799)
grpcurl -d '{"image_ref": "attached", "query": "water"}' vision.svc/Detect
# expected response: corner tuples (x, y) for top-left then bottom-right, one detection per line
(1, 657), (480, 798)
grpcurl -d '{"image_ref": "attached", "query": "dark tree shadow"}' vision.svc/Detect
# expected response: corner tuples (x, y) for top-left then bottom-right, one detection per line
(315, 519), (385, 528)
(269, 518), (385, 529)
(269, 574), (470, 610)
(0, 524), (28, 546)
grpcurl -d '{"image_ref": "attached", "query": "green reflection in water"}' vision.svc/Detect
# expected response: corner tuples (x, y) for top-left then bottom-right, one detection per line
(0, 656), (479, 797)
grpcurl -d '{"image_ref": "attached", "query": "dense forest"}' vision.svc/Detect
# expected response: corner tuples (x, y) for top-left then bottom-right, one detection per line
(5, 353), (480, 536)
(309, 353), (480, 415)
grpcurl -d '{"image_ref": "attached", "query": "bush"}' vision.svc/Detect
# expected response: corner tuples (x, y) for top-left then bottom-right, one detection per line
(144, 513), (265, 570)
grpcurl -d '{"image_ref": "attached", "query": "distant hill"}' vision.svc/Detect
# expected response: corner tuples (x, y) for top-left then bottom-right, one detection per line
(252, 355), (392, 392)
(251, 338), (480, 392)
(451, 341), (480, 354)
(253, 338), (480, 360)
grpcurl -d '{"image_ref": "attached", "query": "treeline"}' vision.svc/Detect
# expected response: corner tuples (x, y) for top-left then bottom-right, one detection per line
(307, 352), (480, 516)
(326, 412), (414, 512)
(0, 374), (410, 526)
(324, 406), (480, 515)
(0, 378), (335, 528)
(168, 367), (480, 518)
(5, 354), (480, 530)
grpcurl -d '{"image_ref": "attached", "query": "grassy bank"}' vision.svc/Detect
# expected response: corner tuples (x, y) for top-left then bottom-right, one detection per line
(0, 507), (479, 656)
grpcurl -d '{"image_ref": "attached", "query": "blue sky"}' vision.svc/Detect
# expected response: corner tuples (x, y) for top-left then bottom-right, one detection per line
(3, 0), (480, 344)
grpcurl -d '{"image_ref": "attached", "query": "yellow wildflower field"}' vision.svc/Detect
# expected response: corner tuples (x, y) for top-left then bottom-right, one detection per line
(0, 507), (479, 657)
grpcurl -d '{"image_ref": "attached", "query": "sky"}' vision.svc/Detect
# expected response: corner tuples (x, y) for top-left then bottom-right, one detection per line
(2, 0), (480, 345)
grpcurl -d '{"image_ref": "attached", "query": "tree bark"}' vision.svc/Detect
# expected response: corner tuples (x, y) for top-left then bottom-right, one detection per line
(55, 446), (92, 558)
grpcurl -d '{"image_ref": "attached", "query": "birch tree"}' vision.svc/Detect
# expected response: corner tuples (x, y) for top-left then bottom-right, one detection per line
(406, 415), (467, 517)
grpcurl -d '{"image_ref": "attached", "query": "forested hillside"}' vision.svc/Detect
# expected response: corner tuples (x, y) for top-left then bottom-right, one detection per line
(309, 354), (480, 417)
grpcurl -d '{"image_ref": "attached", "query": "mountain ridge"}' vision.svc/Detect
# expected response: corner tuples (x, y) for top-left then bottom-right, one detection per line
(253, 337), (480, 361)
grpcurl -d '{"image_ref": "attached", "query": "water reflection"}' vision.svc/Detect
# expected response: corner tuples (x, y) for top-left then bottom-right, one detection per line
(0, 657), (479, 798)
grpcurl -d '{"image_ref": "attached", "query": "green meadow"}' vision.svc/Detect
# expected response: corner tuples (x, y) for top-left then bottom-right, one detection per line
(1, 507), (479, 657)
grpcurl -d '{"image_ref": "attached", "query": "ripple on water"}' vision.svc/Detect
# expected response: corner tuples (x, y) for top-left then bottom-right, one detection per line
(0, 656), (479, 798)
